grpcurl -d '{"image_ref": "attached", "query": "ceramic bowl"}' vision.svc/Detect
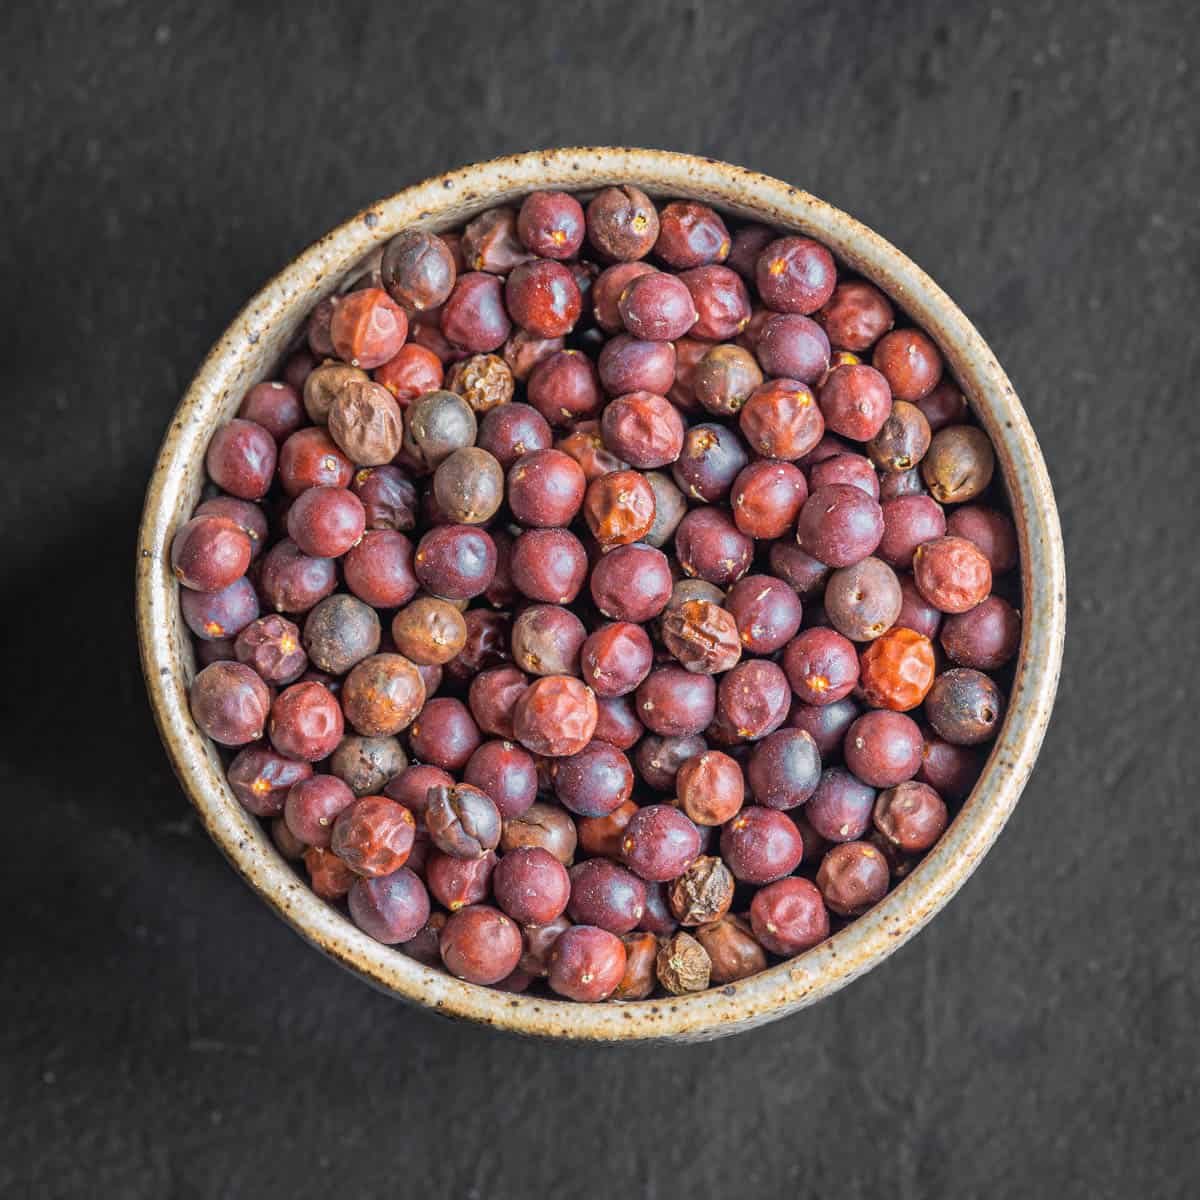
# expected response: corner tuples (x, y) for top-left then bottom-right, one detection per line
(137, 147), (1065, 1041)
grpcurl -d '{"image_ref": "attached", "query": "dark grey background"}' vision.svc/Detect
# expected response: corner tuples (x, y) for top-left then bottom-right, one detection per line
(3, 1), (1197, 1196)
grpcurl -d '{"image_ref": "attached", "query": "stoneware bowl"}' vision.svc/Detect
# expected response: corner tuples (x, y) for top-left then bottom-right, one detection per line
(137, 147), (1066, 1042)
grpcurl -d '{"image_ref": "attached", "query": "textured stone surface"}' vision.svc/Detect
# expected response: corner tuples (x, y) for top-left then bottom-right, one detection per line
(1, 1), (1198, 1196)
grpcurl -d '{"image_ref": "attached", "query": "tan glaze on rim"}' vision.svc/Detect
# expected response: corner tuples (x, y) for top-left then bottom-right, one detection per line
(137, 148), (1066, 1042)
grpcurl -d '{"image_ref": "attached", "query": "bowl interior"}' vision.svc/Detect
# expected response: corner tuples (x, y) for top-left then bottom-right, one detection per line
(137, 147), (1065, 1041)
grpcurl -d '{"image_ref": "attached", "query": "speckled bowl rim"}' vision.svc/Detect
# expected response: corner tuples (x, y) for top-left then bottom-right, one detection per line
(137, 147), (1065, 1042)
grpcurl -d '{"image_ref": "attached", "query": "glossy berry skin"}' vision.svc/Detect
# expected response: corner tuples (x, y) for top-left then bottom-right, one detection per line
(716, 659), (792, 741)
(874, 781), (948, 852)
(172, 515), (252, 593)
(795, 484), (884, 568)
(461, 740), (538, 819)
(738, 378), (824, 461)
(580, 622), (653, 698)
(547, 925), (627, 1002)
(824, 557), (903, 643)
(672, 422), (750, 503)
(617, 271), (698, 342)
(637, 733), (708, 793)
(440, 272), (512, 352)
(755, 314), (831, 384)
(925, 668), (1005, 745)
(913, 378), (968, 432)
(278, 427), (354, 497)
(477, 402), (553, 470)
(917, 735), (983, 799)
(844, 710), (924, 788)
(817, 841), (890, 916)
(636, 667), (717, 738)
(675, 507), (754, 586)
(805, 766), (876, 843)
(349, 868), (430, 944)
(286, 487), (365, 559)
(654, 201), (730, 268)
(769, 543), (830, 599)
(750, 877), (830, 956)
(194, 497), (269, 561)
(331, 795), (416, 877)
(940, 595), (1021, 670)
(553, 738), (634, 817)
(414, 525), (497, 600)
(467, 667), (529, 741)
(408, 698), (482, 772)
(913, 536), (993, 614)
(258, 539), (337, 615)
(946, 505), (1019, 574)
(227, 746), (313, 817)
(505, 259), (582, 338)
(725, 575), (803, 656)
(181, 577), (259, 641)
(492, 847), (571, 925)
(528, 350), (603, 428)
(756, 236), (837, 314)
(426, 850), (497, 911)
(895, 574), (943, 640)
(789, 695), (861, 759)
(818, 364), (893, 441)
(568, 859), (647, 934)
(517, 190), (586, 259)
(440, 905), (523, 985)
(285, 775), (357, 847)
(720, 807), (804, 884)
(238, 381), (305, 443)
(872, 328), (943, 401)
(375, 343), (445, 403)
(783, 628), (860, 705)
(511, 604), (585, 678)
(816, 280), (895, 351)
(590, 543), (673, 623)
(730, 462), (808, 540)
(507, 449), (587, 528)
(808, 452), (880, 500)
(747, 728), (821, 810)
(878, 495), (947, 569)
(868, 400), (932, 473)
(343, 530), (419, 609)
(620, 804), (703, 882)
(190, 661), (270, 746)
(597, 335), (676, 397)
(205, 418), (277, 500)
